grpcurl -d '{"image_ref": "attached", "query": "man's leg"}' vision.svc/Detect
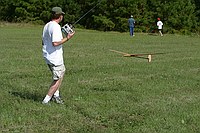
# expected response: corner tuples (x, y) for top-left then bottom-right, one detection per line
(159, 30), (163, 36)
(48, 79), (62, 97)
(53, 77), (63, 97)
(159, 31), (163, 36)
(52, 76), (65, 104)
(130, 27), (133, 36)
(42, 79), (62, 104)
(42, 64), (65, 104)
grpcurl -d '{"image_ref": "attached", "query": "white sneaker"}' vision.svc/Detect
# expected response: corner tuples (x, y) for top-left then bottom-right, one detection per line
(42, 101), (51, 105)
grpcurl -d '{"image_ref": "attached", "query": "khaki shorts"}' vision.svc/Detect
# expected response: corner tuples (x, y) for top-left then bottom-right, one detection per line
(48, 64), (66, 80)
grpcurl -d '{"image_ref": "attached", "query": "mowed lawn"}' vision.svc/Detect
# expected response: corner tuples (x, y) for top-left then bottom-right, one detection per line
(0, 23), (200, 133)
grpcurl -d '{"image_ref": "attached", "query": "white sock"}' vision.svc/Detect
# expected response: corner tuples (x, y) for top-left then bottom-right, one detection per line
(42, 95), (52, 103)
(54, 90), (60, 97)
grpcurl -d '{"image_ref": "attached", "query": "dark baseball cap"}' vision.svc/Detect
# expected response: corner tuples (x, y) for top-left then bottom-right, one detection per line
(52, 7), (65, 14)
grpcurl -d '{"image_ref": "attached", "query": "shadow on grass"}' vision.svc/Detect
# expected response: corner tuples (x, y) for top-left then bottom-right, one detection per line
(9, 91), (43, 102)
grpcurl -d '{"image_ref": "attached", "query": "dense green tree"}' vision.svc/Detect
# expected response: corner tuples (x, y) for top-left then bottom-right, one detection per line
(0, 0), (18, 22)
(193, 0), (200, 30)
(0, 0), (199, 33)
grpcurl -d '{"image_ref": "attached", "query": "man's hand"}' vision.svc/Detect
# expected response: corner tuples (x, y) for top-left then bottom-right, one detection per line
(53, 31), (75, 46)
(66, 31), (75, 40)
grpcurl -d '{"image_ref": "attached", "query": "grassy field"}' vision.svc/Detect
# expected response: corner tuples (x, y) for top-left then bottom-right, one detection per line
(0, 23), (200, 133)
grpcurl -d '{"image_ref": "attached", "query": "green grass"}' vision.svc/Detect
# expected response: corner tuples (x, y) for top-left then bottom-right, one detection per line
(0, 23), (200, 133)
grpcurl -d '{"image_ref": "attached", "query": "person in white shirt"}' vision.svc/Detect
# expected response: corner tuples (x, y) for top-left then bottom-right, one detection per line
(157, 18), (163, 36)
(42, 7), (75, 104)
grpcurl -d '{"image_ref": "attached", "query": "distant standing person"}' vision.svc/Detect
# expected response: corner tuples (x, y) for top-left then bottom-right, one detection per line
(42, 7), (75, 104)
(157, 18), (163, 36)
(128, 15), (135, 36)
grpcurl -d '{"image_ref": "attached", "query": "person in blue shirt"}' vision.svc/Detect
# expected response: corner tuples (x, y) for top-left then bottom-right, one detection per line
(128, 15), (135, 36)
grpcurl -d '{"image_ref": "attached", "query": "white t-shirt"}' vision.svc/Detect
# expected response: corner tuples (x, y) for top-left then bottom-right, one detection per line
(42, 21), (64, 66)
(157, 21), (163, 29)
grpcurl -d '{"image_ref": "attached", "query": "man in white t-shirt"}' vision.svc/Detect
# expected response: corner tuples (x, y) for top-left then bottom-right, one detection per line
(42, 7), (75, 104)
(157, 18), (163, 36)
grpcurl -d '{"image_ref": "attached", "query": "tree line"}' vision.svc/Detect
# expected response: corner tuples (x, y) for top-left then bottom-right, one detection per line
(0, 0), (200, 34)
